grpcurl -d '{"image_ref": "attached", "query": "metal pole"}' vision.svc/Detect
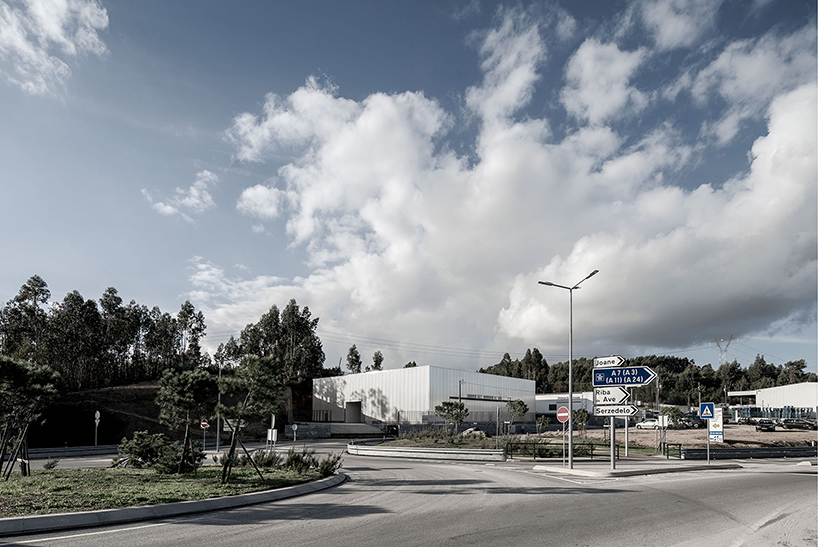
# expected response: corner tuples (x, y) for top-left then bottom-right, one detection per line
(610, 417), (615, 470)
(562, 420), (566, 467)
(706, 420), (710, 463)
(625, 386), (630, 456)
(568, 288), (574, 469)
(216, 362), (222, 454)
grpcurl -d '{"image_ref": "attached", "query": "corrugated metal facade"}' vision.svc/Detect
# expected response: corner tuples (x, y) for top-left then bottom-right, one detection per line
(312, 366), (535, 424)
(756, 382), (818, 411)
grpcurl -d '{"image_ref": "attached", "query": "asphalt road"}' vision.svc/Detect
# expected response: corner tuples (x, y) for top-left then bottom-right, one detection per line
(5, 441), (817, 547)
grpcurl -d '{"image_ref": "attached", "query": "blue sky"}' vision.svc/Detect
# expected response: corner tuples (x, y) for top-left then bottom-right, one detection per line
(1, 0), (816, 373)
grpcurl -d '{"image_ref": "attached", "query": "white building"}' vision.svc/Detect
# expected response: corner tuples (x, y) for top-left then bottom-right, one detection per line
(728, 382), (817, 419)
(312, 366), (536, 425)
(535, 392), (595, 416)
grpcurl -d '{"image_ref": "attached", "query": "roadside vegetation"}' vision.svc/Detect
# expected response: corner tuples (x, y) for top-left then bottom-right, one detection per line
(0, 467), (316, 517)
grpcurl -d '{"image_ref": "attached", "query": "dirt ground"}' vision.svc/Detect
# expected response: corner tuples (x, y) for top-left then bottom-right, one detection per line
(542, 424), (818, 449)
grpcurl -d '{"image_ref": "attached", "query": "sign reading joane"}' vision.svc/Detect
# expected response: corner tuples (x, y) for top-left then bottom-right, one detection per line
(593, 366), (657, 387)
(593, 355), (625, 368)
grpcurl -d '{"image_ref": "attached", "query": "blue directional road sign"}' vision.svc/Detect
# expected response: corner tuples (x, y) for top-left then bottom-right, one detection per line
(700, 402), (715, 419)
(593, 366), (657, 387)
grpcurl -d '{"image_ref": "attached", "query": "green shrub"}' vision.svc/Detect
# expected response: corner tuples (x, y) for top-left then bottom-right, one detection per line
(42, 458), (60, 470)
(115, 431), (204, 474)
(253, 450), (283, 469)
(317, 453), (343, 477)
(284, 447), (318, 474)
(115, 431), (173, 468)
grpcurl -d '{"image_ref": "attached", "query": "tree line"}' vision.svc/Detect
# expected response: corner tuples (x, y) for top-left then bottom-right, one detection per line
(479, 351), (817, 406)
(0, 276), (208, 391)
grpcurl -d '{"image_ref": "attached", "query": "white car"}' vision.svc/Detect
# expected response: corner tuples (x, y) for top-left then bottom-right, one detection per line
(635, 419), (660, 429)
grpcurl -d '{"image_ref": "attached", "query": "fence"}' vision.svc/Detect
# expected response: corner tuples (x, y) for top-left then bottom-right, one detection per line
(681, 446), (818, 460)
(506, 441), (619, 460)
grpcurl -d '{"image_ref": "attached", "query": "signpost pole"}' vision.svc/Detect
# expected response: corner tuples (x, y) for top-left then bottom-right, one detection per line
(94, 411), (100, 447)
(707, 424), (710, 465)
(562, 421), (566, 467)
(610, 417), (615, 470)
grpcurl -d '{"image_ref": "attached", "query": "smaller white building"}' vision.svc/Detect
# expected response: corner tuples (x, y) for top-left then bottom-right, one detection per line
(313, 366), (536, 425)
(535, 392), (595, 416)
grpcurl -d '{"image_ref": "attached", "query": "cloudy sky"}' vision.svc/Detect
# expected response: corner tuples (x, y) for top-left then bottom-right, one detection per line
(1, 0), (815, 373)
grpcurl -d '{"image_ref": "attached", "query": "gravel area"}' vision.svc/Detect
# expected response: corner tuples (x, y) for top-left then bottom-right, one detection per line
(545, 424), (818, 449)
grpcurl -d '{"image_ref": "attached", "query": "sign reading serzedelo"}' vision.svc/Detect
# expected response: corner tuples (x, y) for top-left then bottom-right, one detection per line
(556, 406), (570, 423)
(594, 405), (638, 417)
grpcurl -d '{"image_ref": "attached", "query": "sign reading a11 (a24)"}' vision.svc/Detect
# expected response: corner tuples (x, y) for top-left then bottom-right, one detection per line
(593, 366), (657, 387)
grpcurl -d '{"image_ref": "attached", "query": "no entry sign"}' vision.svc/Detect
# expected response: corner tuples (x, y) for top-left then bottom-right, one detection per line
(557, 406), (570, 423)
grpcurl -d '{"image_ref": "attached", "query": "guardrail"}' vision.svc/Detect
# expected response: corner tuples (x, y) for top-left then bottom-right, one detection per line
(346, 443), (506, 461)
(681, 446), (818, 460)
(506, 441), (619, 460)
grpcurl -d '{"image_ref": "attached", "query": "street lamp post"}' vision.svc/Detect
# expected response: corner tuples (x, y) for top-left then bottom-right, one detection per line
(539, 269), (598, 469)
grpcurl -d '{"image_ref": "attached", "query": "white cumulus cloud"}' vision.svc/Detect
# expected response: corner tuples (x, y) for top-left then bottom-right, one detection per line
(0, 0), (108, 95)
(196, 9), (816, 369)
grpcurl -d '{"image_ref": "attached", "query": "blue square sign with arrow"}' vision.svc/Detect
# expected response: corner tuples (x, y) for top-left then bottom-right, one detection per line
(700, 402), (715, 419)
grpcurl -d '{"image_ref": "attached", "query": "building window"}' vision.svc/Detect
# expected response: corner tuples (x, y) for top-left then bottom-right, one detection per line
(549, 404), (557, 411)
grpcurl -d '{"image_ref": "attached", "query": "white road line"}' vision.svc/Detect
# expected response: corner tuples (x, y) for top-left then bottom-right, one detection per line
(2, 522), (169, 544)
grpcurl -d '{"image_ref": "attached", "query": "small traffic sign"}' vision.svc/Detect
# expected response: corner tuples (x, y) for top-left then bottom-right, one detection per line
(594, 387), (630, 405)
(556, 406), (570, 423)
(200, 419), (209, 429)
(593, 366), (657, 387)
(594, 355), (625, 368)
(700, 402), (715, 419)
(593, 405), (638, 417)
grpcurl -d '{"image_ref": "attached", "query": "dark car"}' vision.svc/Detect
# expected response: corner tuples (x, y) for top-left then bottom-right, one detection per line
(781, 418), (817, 430)
(755, 419), (775, 432)
(685, 415), (705, 429)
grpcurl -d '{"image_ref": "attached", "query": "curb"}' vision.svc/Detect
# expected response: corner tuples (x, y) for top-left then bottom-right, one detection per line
(531, 463), (742, 477)
(346, 444), (506, 462)
(0, 473), (346, 537)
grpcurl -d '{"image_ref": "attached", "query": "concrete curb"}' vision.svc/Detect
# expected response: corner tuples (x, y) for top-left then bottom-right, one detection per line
(0, 473), (346, 537)
(346, 444), (506, 462)
(531, 463), (743, 478)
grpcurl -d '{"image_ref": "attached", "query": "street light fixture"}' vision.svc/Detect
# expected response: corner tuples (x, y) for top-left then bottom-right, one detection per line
(539, 269), (598, 469)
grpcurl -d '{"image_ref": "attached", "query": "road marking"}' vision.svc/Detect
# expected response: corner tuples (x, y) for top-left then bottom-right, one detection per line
(2, 522), (169, 544)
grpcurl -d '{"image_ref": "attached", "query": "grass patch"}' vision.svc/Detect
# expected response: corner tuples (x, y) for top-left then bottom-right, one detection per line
(0, 467), (318, 517)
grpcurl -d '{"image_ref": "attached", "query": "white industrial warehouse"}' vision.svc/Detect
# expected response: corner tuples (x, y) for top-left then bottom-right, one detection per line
(312, 366), (536, 425)
(306, 369), (816, 438)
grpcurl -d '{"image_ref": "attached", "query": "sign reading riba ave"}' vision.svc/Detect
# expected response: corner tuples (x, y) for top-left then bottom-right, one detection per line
(593, 366), (657, 387)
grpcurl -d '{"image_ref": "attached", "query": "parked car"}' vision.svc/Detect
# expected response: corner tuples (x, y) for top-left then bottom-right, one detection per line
(755, 419), (776, 432)
(636, 419), (660, 430)
(685, 415), (705, 428)
(781, 418), (817, 430)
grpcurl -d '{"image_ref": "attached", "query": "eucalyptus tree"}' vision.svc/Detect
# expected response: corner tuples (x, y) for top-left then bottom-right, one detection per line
(346, 345), (362, 374)
(0, 275), (51, 363)
(367, 350), (383, 372)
